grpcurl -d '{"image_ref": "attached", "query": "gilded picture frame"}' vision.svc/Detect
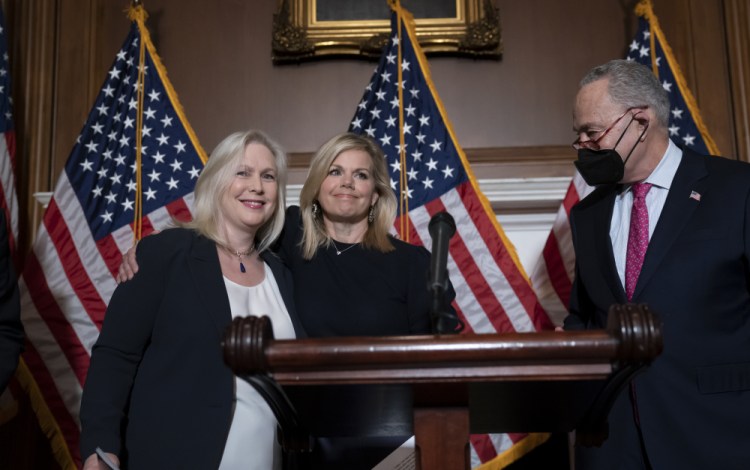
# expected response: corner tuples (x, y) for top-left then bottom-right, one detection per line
(272, 0), (502, 63)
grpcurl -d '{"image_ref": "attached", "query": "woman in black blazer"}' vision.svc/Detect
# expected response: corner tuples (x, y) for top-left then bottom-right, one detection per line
(80, 130), (305, 469)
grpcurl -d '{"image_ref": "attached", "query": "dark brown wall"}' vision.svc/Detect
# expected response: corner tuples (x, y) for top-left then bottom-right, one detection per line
(3, 0), (748, 235)
(89, 0), (631, 151)
(4, 1), (747, 251)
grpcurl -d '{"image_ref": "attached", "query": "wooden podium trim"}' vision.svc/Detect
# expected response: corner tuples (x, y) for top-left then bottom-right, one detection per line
(223, 304), (662, 386)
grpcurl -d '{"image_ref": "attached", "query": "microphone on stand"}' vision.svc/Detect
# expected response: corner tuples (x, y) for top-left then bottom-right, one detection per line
(427, 212), (461, 334)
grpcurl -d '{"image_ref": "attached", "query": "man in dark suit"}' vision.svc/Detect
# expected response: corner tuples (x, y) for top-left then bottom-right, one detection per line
(0, 209), (22, 391)
(565, 59), (750, 469)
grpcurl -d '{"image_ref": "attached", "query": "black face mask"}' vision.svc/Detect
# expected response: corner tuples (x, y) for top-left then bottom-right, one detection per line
(574, 148), (626, 186)
(574, 116), (649, 186)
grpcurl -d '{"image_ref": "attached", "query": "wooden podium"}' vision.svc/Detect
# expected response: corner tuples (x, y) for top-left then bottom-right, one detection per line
(222, 304), (662, 469)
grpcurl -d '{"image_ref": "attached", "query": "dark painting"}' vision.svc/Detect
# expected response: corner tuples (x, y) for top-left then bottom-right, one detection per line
(316, 0), (457, 21)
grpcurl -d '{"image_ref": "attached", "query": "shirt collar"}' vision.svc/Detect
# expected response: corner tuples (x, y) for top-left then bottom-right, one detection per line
(619, 139), (682, 196)
(644, 139), (682, 190)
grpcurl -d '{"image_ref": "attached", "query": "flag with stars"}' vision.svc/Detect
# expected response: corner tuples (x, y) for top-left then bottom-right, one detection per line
(0, 3), (21, 428)
(15, 6), (207, 467)
(530, 0), (719, 323)
(349, 2), (552, 467)
(0, 6), (17, 252)
(627, 0), (718, 154)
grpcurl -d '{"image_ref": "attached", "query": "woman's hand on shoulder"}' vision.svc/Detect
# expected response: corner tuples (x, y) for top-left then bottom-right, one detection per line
(116, 243), (139, 283)
(115, 230), (164, 283)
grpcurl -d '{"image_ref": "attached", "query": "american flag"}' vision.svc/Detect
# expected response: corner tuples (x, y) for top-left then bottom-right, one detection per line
(0, 3), (21, 427)
(530, 0), (718, 324)
(349, 4), (552, 467)
(627, 0), (718, 155)
(0, 5), (17, 251)
(16, 6), (206, 467)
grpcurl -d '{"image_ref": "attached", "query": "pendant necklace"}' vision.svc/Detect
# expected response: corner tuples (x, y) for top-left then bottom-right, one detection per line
(232, 246), (255, 273)
(331, 239), (358, 256)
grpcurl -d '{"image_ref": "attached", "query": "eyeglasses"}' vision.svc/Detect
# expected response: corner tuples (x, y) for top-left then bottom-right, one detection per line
(572, 108), (636, 151)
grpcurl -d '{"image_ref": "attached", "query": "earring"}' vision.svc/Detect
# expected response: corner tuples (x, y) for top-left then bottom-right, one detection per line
(312, 201), (320, 217)
(368, 205), (375, 224)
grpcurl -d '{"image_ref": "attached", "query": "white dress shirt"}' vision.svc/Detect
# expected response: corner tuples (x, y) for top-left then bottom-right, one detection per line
(610, 139), (683, 288)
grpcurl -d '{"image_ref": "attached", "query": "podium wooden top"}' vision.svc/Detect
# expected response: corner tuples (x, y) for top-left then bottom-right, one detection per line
(223, 303), (662, 386)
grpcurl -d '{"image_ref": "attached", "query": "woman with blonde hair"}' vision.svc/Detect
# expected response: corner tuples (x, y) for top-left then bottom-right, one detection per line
(277, 131), (457, 468)
(279, 132), (452, 338)
(81, 130), (306, 469)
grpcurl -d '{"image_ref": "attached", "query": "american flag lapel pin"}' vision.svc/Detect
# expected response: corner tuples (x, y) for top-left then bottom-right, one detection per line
(689, 190), (701, 201)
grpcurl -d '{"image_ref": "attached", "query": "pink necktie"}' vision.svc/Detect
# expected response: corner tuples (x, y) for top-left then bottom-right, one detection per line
(625, 183), (653, 301)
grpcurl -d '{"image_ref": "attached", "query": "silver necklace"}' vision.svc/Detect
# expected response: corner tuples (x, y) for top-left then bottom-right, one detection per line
(228, 246), (255, 273)
(331, 239), (358, 256)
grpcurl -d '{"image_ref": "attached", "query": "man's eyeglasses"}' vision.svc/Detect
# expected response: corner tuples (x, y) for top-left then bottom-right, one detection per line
(572, 108), (639, 151)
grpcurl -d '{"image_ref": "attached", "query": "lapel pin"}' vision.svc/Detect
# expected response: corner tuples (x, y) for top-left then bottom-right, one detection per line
(689, 190), (701, 201)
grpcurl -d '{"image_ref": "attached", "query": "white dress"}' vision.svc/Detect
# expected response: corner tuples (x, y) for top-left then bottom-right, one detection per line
(218, 266), (296, 470)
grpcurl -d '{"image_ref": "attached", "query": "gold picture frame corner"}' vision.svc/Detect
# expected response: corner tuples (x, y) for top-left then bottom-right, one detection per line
(272, 0), (502, 63)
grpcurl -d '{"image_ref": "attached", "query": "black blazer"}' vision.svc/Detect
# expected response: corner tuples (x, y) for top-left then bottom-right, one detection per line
(566, 149), (750, 469)
(0, 210), (22, 391)
(80, 228), (305, 469)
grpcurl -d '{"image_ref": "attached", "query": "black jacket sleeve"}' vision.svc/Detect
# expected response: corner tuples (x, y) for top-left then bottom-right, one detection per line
(79, 232), (175, 459)
(0, 211), (22, 391)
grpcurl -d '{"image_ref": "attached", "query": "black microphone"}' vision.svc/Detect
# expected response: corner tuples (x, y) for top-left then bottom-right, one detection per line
(427, 212), (459, 334)
(428, 211), (456, 294)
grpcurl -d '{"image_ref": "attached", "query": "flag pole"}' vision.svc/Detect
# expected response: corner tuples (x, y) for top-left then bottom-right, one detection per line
(127, 3), (146, 242)
(635, 0), (720, 155)
(389, 0), (411, 240)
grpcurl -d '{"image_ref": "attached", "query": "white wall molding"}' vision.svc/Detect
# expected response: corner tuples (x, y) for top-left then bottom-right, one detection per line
(478, 176), (571, 210)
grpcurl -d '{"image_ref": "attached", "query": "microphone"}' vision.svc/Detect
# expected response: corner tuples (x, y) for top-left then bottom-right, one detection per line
(427, 212), (458, 334)
(428, 212), (456, 293)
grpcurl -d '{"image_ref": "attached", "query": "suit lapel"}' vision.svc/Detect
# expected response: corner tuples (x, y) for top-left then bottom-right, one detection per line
(187, 234), (232, 335)
(633, 150), (707, 300)
(591, 188), (628, 302)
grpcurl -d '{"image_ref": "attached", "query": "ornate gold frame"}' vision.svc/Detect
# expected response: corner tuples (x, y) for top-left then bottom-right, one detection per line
(272, 0), (502, 62)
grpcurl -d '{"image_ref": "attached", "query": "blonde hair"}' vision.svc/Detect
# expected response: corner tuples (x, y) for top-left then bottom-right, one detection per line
(299, 132), (396, 259)
(181, 129), (287, 253)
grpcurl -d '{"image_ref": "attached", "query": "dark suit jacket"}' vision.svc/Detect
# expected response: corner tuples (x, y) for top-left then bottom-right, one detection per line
(0, 210), (22, 392)
(565, 149), (750, 469)
(79, 228), (305, 469)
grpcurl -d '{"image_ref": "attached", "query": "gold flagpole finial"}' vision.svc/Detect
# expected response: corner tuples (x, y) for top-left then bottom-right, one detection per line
(127, 0), (148, 23)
